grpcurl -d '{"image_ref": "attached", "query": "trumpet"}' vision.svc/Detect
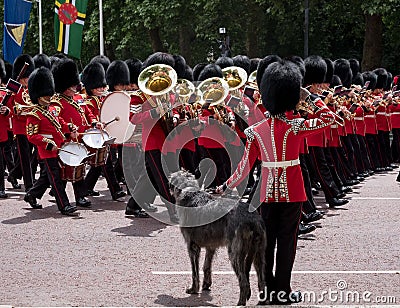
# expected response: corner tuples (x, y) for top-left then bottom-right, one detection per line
(138, 64), (177, 135)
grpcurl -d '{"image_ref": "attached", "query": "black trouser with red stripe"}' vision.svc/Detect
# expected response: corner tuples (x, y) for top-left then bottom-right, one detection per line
(260, 201), (302, 298)
(85, 155), (121, 196)
(27, 158), (70, 211)
(178, 148), (196, 175)
(341, 135), (358, 176)
(2, 131), (16, 174)
(0, 141), (7, 191)
(365, 134), (381, 170)
(9, 135), (33, 191)
(377, 130), (391, 167)
(392, 128), (400, 163)
(300, 154), (317, 213)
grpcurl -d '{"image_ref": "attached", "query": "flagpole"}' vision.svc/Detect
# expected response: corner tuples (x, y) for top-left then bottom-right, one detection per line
(99, 0), (104, 55)
(38, 0), (43, 53)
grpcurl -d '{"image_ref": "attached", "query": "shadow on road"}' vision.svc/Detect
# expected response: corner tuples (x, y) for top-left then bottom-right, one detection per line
(154, 292), (217, 307)
(111, 217), (168, 237)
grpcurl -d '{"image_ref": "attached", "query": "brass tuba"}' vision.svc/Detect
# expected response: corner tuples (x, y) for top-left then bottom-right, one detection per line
(138, 64), (177, 135)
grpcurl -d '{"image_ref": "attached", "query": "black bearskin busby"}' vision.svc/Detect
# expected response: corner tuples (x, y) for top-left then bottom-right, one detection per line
(304, 55), (327, 86)
(28, 67), (55, 104)
(81, 62), (107, 96)
(232, 55), (251, 74)
(33, 54), (51, 69)
(256, 55), (281, 87)
(173, 55), (187, 79)
(353, 72), (364, 87)
(385, 72), (393, 91)
(287, 56), (305, 82)
(373, 68), (388, 90)
(362, 71), (377, 90)
(193, 63), (207, 81)
(142, 52), (175, 69)
(12, 54), (35, 80)
(106, 60), (130, 91)
(324, 58), (334, 84)
(0, 58), (6, 81)
(90, 55), (110, 72)
(333, 59), (352, 88)
(349, 59), (360, 78)
(125, 58), (142, 85)
(330, 75), (342, 88)
(197, 63), (223, 81)
(260, 60), (302, 116)
(52, 58), (80, 93)
(182, 65), (194, 82)
(250, 58), (261, 74)
(215, 56), (234, 69)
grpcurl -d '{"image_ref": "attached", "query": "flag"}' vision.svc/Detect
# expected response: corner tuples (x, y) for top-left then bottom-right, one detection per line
(54, 0), (88, 59)
(3, 0), (33, 63)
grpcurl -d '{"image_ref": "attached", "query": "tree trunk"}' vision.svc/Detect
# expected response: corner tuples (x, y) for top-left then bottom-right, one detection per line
(179, 25), (194, 65)
(361, 14), (383, 71)
(149, 28), (164, 52)
(245, 0), (262, 58)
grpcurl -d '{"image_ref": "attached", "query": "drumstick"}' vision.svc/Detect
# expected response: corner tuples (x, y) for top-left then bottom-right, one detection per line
(59, 149), (79, 156)
(104, 116), (120, 127)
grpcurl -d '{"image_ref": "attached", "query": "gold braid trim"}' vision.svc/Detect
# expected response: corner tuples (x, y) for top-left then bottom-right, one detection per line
(26, 123), (39, 136)
(36, 105), (66, 140)
(59, 94), (89, 126)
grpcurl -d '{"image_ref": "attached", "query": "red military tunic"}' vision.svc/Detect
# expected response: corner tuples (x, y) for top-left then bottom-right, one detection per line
(84, 95), (102, 121)
(0, 88), (11, 142)
(226, 99), (335, 203)
(129, 90), (166, 151)
(7, 87), (30, 136)
(25, 105), (69, 159)
(389, 102), (400, 129)
(364, 107), (378, 135)
(353, 106), (365, 136)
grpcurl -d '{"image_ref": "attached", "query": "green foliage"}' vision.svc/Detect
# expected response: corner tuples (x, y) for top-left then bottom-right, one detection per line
(0, 0), (400, 73)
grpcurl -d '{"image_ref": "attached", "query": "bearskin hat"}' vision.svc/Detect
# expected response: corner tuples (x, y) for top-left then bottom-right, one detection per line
(215, 56), (234, 69)
(287, 56), (305, 81)
(182, 65), (194, 82)
(333, 59), (352, 88)
(12, 54), (35, 80)
(90, 55), (110, 72)
(385, 72), (393, 91)
(373, 68), (388, 89)
(324, 58), (334, 84)
(125, 58), (142, 85)
(173, 55), (187, 79)
(352, 72), (364, 87)
(197, 63), (223, 82)
(33, 54), (51, 69)
(52, 58), (80, 93)
(362, 71), (377, 90)
(232, 55), (251, 74)
(193, 63), (207, 81)
(142, 52), (175, 69)
(303, 55), (326, 85)
(256, 55), (281, 87)
(0, 58), (6, 80)
(28, 67), (55, 104)
(250, 58), (261, 74)
(106, 60), (130, 91)
(330, 75), (342, 88)
(349, 58), (360, 77)
(81, 62), (107, 95)
(260, 60), (302, 115)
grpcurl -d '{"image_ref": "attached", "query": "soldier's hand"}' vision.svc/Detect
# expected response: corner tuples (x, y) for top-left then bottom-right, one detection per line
(70, 131), (79, 139)
(95, 122), (104, 129)
(0, 106), (8, 114)
(51, 145), (59, 152)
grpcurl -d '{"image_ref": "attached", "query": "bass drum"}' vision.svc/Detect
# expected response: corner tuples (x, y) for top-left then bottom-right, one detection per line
(100, 91), (135, 144)
(58, 142), (89, 182)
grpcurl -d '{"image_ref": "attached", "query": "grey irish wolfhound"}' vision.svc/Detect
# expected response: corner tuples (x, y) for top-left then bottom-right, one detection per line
(169, 171), (267, 306)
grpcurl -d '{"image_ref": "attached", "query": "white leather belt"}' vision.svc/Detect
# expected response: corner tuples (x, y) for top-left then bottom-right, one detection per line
(41, 134), (53, 138)
(331, 124), (338, 128)
(392, 112), (400, 115)
(262, 158), (300, 168)
(377, 112), (386, 115)
(364, 115), (376, 118)
(354, 117), (363, 120)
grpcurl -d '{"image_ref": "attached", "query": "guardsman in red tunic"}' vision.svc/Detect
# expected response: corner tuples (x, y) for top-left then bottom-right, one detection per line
(51, 58), (96, 207)
(0, 90), (12, 198)
(6, 54), (35, 191)
(127, 53), (178, 223)
(23, 67), (77, 215)
(218, 60), (334, 304)
(82, 61), (126, 200)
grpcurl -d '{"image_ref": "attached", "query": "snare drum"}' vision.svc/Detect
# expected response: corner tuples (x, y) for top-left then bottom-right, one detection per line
(82, 128), (110, 167)
(58, 142), (88, 182)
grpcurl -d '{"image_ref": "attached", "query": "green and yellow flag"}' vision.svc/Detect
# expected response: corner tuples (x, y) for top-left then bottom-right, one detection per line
(54, 0), (88, 59)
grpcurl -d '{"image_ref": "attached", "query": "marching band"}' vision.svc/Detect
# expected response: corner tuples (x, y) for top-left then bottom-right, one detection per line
(0, 51), (399, 223)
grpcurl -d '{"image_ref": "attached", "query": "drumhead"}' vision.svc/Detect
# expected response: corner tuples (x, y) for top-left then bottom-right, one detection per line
(100, 91), (135, 144)
(59, 142), (88, 166)
(82, 128), (110, 149)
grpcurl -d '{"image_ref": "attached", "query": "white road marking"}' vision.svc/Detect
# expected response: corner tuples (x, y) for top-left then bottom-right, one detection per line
(152, 270), (400, 275)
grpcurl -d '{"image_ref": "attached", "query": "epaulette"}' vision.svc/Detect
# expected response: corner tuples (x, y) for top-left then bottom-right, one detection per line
(26, 108), (41, 120)
(50, 94), (63, 108)
(84, 97), (95, 108)
(289, 117), (306, 135)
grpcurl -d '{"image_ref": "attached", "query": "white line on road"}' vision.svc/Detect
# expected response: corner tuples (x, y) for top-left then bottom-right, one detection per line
(314, 196), (400, 200)
(153, 270), (400, 275)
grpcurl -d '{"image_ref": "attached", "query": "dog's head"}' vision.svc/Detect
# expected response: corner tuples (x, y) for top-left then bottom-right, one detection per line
(169, 170), (200, 201)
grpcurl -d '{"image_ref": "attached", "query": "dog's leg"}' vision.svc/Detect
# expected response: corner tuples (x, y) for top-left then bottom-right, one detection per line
(229, 244), (251, 306)
(254, 238), (268, 305)
(186, 242), (201, 294)
(202, 248), (216, 291)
